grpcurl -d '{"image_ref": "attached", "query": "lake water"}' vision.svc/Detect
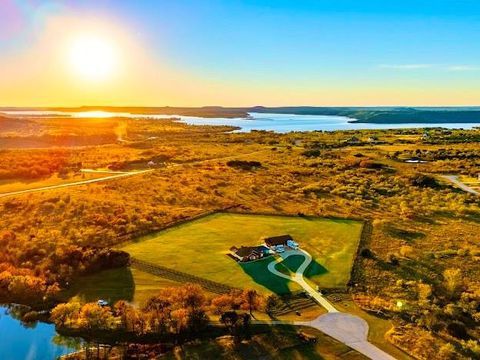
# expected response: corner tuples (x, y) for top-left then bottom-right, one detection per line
(0, 306), (77, 360)
(178, 112), (479, 132)
(2, 110), (478, 133)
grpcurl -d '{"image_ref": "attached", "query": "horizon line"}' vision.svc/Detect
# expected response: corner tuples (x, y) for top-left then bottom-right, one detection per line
(2, 104), (480, 109)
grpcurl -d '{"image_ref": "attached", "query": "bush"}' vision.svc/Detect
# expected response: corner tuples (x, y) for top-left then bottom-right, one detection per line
(226, 160), (262, 170)
(387, 253), (399, 265)
(446, 321), (468, 340)
(410, 174), (440, 188)
(360, 248), (374, 258)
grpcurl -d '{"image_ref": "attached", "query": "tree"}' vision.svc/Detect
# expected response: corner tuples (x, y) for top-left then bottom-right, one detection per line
(113, 301), (127, 326)
(219, 311), (250, 342)
(51, 301), (81, 328)
(417, 283), (432, 302)
(187, 308), (209, 334)
(220, 311), (239, 334)
(265, 295), (279, 316)
(443, 268), (463, 299)
(446, 321), (468, 340)
(399, 245), (414, 258)
(77, 303), (116, 332)
(243, 289), (261, 317)
(171, 308), (189, 338)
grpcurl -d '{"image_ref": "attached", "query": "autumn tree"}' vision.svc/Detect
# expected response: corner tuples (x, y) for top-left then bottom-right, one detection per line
(51, 301), (81, 328)
(443, 268), (463, 299)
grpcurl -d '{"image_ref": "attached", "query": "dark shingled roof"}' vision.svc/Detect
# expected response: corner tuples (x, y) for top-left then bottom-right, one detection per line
(265, 234), (293, 246)
(235, 246), (260, 257)
(233, 245), (269, 258)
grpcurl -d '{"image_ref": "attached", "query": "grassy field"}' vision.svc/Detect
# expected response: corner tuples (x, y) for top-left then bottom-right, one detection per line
(121, 213), (363, 295)
(60, 267), (183, 306)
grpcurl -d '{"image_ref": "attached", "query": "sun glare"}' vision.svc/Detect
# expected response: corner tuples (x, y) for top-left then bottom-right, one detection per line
(68, 35), (118, 82)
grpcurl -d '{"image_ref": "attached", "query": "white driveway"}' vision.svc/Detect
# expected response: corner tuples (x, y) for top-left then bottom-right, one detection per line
(267, 249), (338, 312)
(267, 249), (396, 360)
(297, 313), (396, 360)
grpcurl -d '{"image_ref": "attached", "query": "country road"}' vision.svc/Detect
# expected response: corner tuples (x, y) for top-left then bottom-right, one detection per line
(0, 150), (268, 199)
(0, 170), (153, 198)
(441, 175), (479, 195)
(267, 250), (396, 360)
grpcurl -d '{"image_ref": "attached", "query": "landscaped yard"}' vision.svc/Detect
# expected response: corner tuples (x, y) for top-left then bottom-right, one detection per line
(121, 213), (363, 295)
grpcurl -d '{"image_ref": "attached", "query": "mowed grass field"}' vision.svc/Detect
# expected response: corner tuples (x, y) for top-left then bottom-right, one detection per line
(121, 213), (363, 295)
(60, 267), (184, 306)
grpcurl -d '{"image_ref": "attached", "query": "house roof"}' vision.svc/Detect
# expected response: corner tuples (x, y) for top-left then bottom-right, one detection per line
(265, 234), (293, 246)
(235, 246), (260, 257)
(233, 245), (269, 258)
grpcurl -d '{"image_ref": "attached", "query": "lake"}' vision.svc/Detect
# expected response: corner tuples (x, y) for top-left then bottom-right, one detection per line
(2, 110), (478, 133)
(0, 306), (78, 360)
(178, 112), (479, 132)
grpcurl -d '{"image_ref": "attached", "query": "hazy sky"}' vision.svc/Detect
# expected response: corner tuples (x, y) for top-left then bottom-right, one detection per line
(1, 0), (479, 106)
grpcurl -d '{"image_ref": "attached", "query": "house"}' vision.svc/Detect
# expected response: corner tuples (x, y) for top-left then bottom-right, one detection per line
(229, 245), (270, 262)
(264, 234), (299, 252)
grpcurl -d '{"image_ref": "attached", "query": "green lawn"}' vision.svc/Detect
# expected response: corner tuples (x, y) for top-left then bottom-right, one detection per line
(275, 254), (327, 279)
(121, 213), (363, 295)
(60, 267), (183, 306)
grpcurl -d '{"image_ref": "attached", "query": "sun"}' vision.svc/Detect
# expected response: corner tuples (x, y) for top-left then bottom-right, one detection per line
(68, 35), (118, 82)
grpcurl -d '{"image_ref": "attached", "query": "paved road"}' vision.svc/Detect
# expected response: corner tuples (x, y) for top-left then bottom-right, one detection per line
(267, 250), (396, 360)
(80, 169), (131, 174)
(442, 175), (479, 195)
(297, 313), (396, 360)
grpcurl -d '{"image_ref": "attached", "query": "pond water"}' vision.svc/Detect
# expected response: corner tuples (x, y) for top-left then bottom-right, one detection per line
(2, 110), (478, 133)
(0, 306), (78, 360)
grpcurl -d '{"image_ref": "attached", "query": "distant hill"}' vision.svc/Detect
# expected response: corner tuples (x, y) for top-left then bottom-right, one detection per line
(48, 106), (249, 118)
(246, 106), (480, 123)
(3, 106), (480, 123)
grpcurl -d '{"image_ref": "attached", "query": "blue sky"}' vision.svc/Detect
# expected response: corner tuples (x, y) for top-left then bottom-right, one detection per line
(110, 0), (480, 74)
(1, 0), (479, 106)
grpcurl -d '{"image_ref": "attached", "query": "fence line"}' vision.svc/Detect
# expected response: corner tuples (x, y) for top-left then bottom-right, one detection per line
(130, 258), (241, 295)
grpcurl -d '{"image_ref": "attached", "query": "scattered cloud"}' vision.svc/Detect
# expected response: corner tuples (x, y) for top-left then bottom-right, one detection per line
(378, 64), (433, 70)
(446, 65), (480, 72)
(378, 64), (480, 72)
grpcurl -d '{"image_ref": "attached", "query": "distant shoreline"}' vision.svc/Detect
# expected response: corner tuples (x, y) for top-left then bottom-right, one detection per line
(2, 106), (480, 124)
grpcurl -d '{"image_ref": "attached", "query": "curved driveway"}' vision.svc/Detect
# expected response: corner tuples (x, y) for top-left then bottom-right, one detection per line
(268, 249), (337, 312)
(268, 250), (396, 360)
